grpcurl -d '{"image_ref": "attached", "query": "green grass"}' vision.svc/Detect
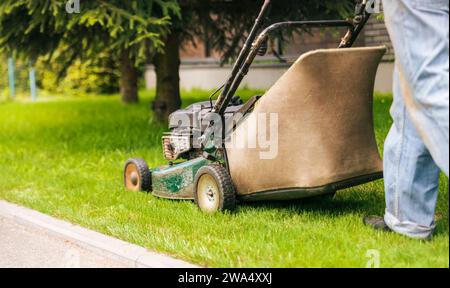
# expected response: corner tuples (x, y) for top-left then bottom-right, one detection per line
(0, 91), (448, 268)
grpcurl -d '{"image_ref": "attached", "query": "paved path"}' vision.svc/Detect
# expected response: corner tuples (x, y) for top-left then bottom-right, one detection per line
(0, 200), (198, 268)
(0, 216), (129, 268)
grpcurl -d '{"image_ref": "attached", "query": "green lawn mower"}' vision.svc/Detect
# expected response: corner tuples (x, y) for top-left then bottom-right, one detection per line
(124, 0), (385, 213)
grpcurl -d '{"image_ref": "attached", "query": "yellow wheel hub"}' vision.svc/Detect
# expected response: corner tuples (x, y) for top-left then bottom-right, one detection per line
(197, 174), (220, 213)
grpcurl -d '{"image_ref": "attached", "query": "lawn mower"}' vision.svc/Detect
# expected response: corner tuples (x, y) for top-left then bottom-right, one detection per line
(124, 0), (386, 213)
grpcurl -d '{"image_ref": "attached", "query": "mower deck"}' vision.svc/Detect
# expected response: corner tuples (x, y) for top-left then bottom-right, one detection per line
(151, 157), (212, 200)
(239, 172), (384, 202)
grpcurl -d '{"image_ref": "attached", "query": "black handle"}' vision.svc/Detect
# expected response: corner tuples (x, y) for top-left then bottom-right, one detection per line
(212, 0), (272, 115)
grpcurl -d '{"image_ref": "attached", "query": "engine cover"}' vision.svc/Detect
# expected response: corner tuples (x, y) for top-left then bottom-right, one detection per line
(168, 97), (244, 131)
(162, 96), (245, 161)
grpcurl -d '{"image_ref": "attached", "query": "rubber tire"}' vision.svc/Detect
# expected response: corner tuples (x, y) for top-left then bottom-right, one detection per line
(124, 158), (152, 192)
(194, 164), (236, 213)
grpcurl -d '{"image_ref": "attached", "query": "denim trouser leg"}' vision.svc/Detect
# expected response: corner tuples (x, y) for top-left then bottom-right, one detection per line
(383, 67), (441, 239)
(382, 0), (449, 239)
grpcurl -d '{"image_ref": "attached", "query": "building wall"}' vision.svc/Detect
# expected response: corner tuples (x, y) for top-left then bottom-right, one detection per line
(364, 16), (395, 62)
(145, 61), (394, 93)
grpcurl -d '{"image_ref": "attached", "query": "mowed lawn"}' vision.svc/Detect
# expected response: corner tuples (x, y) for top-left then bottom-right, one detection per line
(0, 91), (448, 268)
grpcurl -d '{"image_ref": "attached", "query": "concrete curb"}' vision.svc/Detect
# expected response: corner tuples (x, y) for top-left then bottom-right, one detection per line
(0, 200), (199, 268)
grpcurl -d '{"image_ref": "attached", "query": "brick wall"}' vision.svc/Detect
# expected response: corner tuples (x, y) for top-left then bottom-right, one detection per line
(283, 18), (395, 62)
(364, 16), (395, 62)
(282, 28), (350, 57)
(178, 17), (395, 63)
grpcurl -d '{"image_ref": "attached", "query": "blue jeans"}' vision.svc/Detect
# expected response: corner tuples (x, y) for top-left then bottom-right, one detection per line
(382, 0), (449, 239)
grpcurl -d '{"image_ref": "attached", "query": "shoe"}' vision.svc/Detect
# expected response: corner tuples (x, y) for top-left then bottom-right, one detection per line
(363, 215), (391, 231)
(364, 216), (435, 240)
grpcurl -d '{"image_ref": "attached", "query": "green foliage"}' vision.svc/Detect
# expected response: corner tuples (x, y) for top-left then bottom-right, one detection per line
(37, 53), (121, 95)
(0, 0), (65, 59)
(0, 0), (179, 71)
(70, 0), (180, 64)
(0, 54), (7, 99)
(0, 1), (180, 100)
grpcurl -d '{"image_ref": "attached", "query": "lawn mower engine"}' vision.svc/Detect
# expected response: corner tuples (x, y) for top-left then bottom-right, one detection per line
(162, 96), (244, 162)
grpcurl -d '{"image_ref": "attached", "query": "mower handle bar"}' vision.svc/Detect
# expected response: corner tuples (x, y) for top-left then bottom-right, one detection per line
(216, 20), (355, 115)
(211, 0), (271, 114)
(212, 0), (371, 116)
(201, 0), (371, 147)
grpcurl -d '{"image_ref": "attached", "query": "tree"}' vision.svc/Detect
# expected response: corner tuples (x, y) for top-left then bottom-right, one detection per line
(0, 0), (179, 103)
(151, 0), (355, 121)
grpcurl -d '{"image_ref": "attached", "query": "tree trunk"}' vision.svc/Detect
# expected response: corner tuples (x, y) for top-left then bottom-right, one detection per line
(120, 49), (139, 104)
(153, 31), (182, 122)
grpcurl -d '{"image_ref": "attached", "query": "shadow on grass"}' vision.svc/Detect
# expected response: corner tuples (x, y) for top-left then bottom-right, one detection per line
(239, 192), (449, 238)
(240, 191), (383, 217)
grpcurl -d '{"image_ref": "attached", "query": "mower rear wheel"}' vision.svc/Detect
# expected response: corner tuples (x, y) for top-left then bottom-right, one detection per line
(194, 164), (236, 213)
(124, 158), (152, 192)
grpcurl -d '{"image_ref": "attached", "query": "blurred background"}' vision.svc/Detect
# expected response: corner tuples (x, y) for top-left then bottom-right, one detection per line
(0, 0), (394, 111)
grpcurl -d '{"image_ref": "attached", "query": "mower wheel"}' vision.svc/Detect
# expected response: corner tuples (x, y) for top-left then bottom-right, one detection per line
(124, 158), (152, 192)
(194, 164), (236, 213)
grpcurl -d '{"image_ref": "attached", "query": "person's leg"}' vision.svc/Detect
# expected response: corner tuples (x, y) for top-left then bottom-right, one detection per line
(378, 0), (449, 239)
(383, 66), (441, 239)
(383, 0), (449, 175)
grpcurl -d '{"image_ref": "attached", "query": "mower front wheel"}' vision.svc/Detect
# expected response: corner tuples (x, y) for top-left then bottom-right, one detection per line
(194, 164), (236, 213)
(124, 158), (152, 192)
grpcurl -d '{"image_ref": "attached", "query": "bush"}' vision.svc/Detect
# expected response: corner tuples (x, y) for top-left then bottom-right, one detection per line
(37, 53), (121, 96)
